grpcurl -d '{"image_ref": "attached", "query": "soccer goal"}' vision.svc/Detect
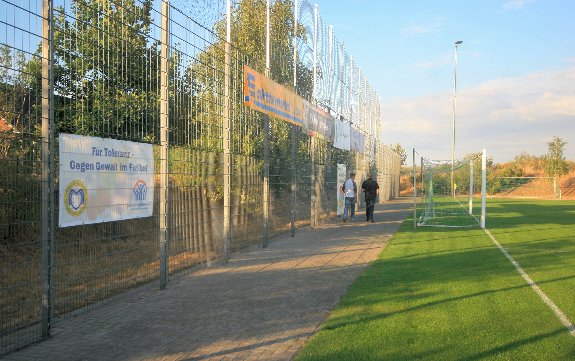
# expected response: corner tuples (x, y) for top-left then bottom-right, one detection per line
(489, 176), (561, 199)
(413, 149), (486, 228)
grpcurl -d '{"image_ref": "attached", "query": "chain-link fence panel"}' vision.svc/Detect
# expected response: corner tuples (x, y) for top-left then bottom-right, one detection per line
(1, 0), (401, 355)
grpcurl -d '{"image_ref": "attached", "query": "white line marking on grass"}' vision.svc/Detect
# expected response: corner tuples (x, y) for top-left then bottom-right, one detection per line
(484, 228), (575, 338)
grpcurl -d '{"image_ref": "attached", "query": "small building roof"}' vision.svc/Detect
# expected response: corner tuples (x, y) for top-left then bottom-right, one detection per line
(0, 118), (13, 132)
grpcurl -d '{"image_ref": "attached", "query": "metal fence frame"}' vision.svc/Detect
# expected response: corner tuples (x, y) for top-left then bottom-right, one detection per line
(0, 0), (401, 354)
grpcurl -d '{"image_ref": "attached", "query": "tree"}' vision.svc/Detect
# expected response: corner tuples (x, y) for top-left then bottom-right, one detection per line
(188, 0), (313, 158)
(52, 0), (160, 140)
(513, 151), (545, 176)
(0, 45), (42, 135)
(545, 136), (569, 177)
(391, 143), (407, 165)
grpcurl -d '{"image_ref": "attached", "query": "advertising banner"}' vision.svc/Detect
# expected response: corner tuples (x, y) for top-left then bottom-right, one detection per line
(59, 133), (154, 227)
(243, 65), (304, 126)
(302, 100), (335, 141)
(337, 164), (346, 216)
(333, 118), (351, 150)
(350, 127), (365, 153)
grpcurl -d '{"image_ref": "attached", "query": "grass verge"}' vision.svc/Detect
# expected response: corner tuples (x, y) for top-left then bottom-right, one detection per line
(295, 199), (575, 360)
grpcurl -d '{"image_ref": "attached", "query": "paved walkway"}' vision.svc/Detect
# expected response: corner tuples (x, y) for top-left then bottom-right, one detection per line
(4, 199), (412, 361)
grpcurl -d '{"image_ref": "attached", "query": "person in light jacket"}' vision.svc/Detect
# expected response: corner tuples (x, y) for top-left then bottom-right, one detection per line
(341, 172), (357, 222)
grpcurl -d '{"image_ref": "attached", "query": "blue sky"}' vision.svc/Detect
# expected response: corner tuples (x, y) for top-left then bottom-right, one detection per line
(314, 0), (575, 162)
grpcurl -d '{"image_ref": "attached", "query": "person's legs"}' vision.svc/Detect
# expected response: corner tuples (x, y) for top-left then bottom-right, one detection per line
(350, 197), (355, 221)
(367, 199), (375, 221)
(365, 198), (370, 221)
(343, 197), (352, 221)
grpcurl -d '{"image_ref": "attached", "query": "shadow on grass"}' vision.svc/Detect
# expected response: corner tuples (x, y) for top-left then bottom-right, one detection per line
(457, 328), (571, 361)
(296, 344), (450, 361)
(321, 232), (575, 330)
(386, 243), (495, 260)
(323, 273), (575, 332)
(486, 199), (575, 229)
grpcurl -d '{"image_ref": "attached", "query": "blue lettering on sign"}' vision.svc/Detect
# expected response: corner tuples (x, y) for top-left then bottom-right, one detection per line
(255, 88), (292, 113)
(247, 73), (255, 98)
(253, 99), (303, 125)
(245, 67), (303, 125)
(70, 160), (94, 172)
(91, 146), (130, 158)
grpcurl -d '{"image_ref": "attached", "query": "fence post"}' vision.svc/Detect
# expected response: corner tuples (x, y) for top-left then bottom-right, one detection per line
(291, 0), (298, 237)
(553, 176), (560, 199)
(349, 56), (353, 124)
(41, 0), (55, 338)
(223, 0), (232, 261)
(263, 116), (270, 245)
(309, 1), (320, 217)
(159, 0), (170, 289)
(263, 0), (270, 247)
(357, 68), (361, 131)
(291, 126), (297, 237)
(310, 137), (316, 227)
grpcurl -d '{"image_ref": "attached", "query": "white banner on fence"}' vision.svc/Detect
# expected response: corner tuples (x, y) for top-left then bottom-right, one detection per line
(59, 133), (154, 227)
(350, 127), (365, 153)
(337, 164), (346, 216)
(333, 118), (351, 150)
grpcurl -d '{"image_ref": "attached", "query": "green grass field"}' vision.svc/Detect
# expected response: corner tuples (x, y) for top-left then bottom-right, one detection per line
(417, 195), (479, 228)
(295, 198), (575, 361)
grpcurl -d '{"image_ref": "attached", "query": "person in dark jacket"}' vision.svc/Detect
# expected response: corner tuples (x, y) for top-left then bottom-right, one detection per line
(361, 172), (380, 222)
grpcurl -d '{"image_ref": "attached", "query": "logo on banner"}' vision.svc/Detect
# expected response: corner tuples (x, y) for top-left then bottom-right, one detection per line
(64, 180), (88, 216)
(133, 180), (148, 201)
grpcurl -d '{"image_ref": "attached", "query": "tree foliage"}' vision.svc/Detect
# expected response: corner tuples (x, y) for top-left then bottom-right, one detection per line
(1, 0), (325, 169)
(545, 136), (568, 177)
(52, 0), (160, 140)
(390, 143), (407, 165)
(0, 45), (42, 134)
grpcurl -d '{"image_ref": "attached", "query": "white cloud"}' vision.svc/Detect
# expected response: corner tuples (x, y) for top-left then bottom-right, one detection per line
(381, 67), (575, 163)
(415, 49), (483, 69)
(501, 0), (535, 11)
(415, 54), (451, 69)
(401, 19), (444, 36)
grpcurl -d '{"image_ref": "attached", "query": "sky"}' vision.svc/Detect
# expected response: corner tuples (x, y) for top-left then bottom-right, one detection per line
(313, 0), (575, 163)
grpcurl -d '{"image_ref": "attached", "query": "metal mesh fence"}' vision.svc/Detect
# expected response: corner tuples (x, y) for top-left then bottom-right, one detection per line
(1, 0), (50, 352)
(0, 0), (401, 354)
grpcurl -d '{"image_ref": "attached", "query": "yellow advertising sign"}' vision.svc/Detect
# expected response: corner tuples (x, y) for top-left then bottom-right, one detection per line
(243, 65), (304, 126)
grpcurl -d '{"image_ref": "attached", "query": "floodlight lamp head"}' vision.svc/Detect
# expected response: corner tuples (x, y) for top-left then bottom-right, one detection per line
(455, 40), (463, 45)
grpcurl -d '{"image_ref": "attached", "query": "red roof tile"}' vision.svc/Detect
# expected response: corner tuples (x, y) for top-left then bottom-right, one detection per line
(0, 118), (13, 132)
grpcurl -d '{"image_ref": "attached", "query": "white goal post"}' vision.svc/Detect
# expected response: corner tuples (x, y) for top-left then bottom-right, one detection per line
(413, 148), (486, 229)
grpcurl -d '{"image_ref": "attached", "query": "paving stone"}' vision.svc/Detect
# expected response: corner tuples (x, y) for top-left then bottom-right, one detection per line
(3, 200), (411, 361)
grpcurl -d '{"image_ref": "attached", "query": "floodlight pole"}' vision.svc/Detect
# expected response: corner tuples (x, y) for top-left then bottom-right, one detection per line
(451, 40), (462, 198)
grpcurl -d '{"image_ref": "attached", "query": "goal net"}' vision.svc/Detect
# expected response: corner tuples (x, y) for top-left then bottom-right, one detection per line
(414, 150), (486, 228)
